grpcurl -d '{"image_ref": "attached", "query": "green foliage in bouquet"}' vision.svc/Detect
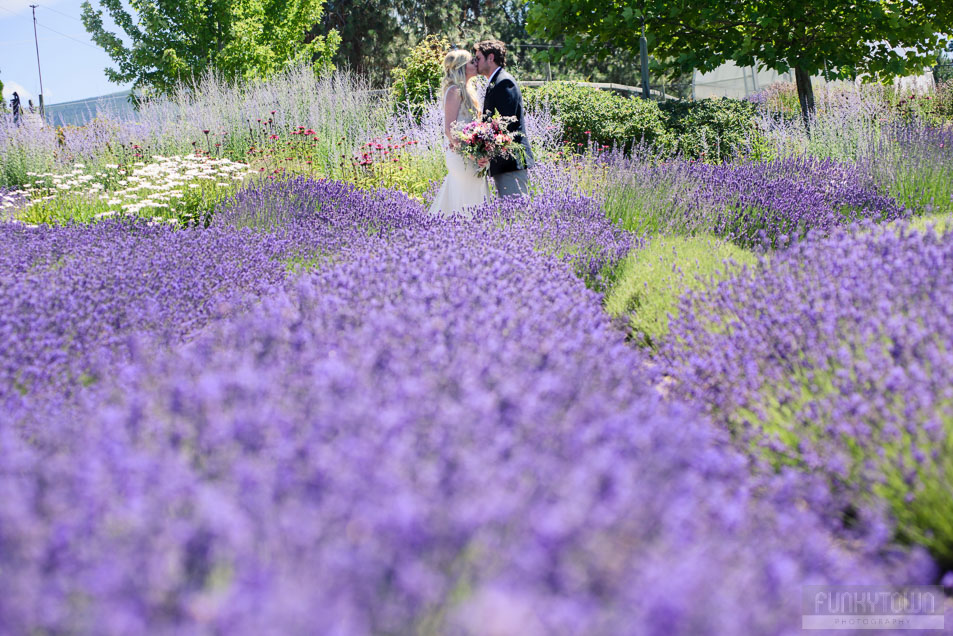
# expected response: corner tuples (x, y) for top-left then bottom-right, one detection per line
(391, 35), (450, 122)
(524, 82), (670, 153)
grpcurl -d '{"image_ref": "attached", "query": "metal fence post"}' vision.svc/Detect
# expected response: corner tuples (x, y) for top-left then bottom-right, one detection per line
(640, 18), (650, 99)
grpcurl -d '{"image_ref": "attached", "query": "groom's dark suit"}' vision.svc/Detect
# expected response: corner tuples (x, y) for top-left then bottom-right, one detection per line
(482, 68), (535, 178)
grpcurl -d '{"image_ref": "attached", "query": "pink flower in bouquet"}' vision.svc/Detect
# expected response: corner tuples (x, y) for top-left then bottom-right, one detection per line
(451, 113), (527, 177)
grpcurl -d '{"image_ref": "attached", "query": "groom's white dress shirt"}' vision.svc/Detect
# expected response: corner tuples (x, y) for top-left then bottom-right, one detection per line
(488, 67), (502, 86)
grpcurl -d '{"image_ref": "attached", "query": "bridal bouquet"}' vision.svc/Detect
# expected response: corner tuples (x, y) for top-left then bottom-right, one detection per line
(451, 114), (526, 177)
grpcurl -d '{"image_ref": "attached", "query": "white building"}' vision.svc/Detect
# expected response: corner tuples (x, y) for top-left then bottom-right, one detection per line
(692, 61), (935, 99)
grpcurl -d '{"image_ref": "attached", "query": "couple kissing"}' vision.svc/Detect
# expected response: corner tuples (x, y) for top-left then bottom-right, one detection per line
(428, 39), (536, 218)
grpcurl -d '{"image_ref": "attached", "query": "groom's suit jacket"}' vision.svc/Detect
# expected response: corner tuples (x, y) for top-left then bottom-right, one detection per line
(482, 68), (535, 177)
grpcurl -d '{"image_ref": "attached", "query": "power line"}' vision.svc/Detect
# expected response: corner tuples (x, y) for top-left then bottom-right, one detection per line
(0, 4), (99, 49)
(34, 21), (100, 49)
(40, 4), (84, 23)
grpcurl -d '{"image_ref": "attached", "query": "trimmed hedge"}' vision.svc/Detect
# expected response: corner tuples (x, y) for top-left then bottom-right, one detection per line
(525, 82), (765, 160)
(524, 82), (671, 153)
(660, 98), (766, 161)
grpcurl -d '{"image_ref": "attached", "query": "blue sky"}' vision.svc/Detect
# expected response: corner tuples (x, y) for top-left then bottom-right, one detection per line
(1, 0), (131, 105)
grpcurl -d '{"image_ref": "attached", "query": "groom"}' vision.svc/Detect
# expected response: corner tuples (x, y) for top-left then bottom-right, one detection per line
(473, 40), (535, 197)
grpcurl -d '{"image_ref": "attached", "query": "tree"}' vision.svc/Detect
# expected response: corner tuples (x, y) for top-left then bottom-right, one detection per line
(310, 0), (677, 89)
(526, 0), (948, 126)
(314, 0), (405, 85)
(935, 42), (953, 85)
(390, 34), (450, 118)
(81, 0), (341, 96)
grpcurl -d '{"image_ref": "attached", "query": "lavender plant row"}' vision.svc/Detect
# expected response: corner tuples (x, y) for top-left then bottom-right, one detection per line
(595, 154), (908, 247)
(660, 222), (953, 568)
(1, 214), (935, 634)
(0, 221), (288, 405)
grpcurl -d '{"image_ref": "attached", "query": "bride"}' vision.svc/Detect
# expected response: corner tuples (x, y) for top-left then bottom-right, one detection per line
(427, 49), (489, 218)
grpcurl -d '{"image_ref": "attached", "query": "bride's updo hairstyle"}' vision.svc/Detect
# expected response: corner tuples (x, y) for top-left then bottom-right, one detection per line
(441, 49), (480, 116)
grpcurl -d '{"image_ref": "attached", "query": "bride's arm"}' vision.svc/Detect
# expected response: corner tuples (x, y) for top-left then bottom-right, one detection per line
(444, 86), (462, 148)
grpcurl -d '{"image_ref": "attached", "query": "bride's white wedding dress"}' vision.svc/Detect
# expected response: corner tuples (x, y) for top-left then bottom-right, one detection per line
(428, 86), (489, 218)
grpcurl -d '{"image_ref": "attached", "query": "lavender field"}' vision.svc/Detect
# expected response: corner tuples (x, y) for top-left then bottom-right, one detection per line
(2, 70), (953, 633)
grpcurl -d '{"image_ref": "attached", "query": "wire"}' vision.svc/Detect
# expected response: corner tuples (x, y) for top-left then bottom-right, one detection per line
(0, 4), (99, 49)
(34, 22), (100, 49)
(40, 4), (85, 22)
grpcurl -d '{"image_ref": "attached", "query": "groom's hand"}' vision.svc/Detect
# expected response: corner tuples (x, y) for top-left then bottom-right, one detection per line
(478, 158), (489, 169)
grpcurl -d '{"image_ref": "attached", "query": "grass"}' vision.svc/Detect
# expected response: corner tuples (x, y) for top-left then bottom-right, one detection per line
(604, 234), (758, 348)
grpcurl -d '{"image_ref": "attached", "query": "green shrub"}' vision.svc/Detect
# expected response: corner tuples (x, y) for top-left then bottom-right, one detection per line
(390, 35), (450, 121)
(604, 235), (757, 348)
(659, 97), (766, 161)
(524, 82), (670, 152)
(887, 212), (953, 236)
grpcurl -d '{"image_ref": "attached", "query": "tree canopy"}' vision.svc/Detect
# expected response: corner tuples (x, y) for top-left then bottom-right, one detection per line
(526, 0), (949, 123)
(312, 0), (666, 89)
(81, 0), (341, 96)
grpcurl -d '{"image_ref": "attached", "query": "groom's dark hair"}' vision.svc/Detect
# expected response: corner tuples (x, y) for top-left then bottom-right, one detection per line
(474, 40), (506, 68)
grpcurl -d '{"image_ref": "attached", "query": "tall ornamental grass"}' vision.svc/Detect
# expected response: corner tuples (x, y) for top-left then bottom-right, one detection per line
(135, 65), (388, 168)
(864, 124), (953, 216)
(0, 66), (392, 189)
(752, 81), (952, 216)
(660, 222), (953, 569)
(0, 116), (59, 186)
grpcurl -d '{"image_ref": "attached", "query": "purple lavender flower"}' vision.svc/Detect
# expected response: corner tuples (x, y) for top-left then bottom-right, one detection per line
(0, 178), (936, 633)
(661, 221), (953, 567)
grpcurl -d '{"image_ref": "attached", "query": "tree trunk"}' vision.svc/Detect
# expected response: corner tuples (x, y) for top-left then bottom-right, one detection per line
(794, 66), (815, 131)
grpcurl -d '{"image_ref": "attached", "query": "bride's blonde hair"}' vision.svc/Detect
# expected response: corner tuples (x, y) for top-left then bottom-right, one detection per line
(441, 49), (480, 116)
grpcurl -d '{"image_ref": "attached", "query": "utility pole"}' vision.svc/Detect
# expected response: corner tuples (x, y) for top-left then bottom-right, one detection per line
(30, 4), (45, 119)
(639, 4), (650, 99)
